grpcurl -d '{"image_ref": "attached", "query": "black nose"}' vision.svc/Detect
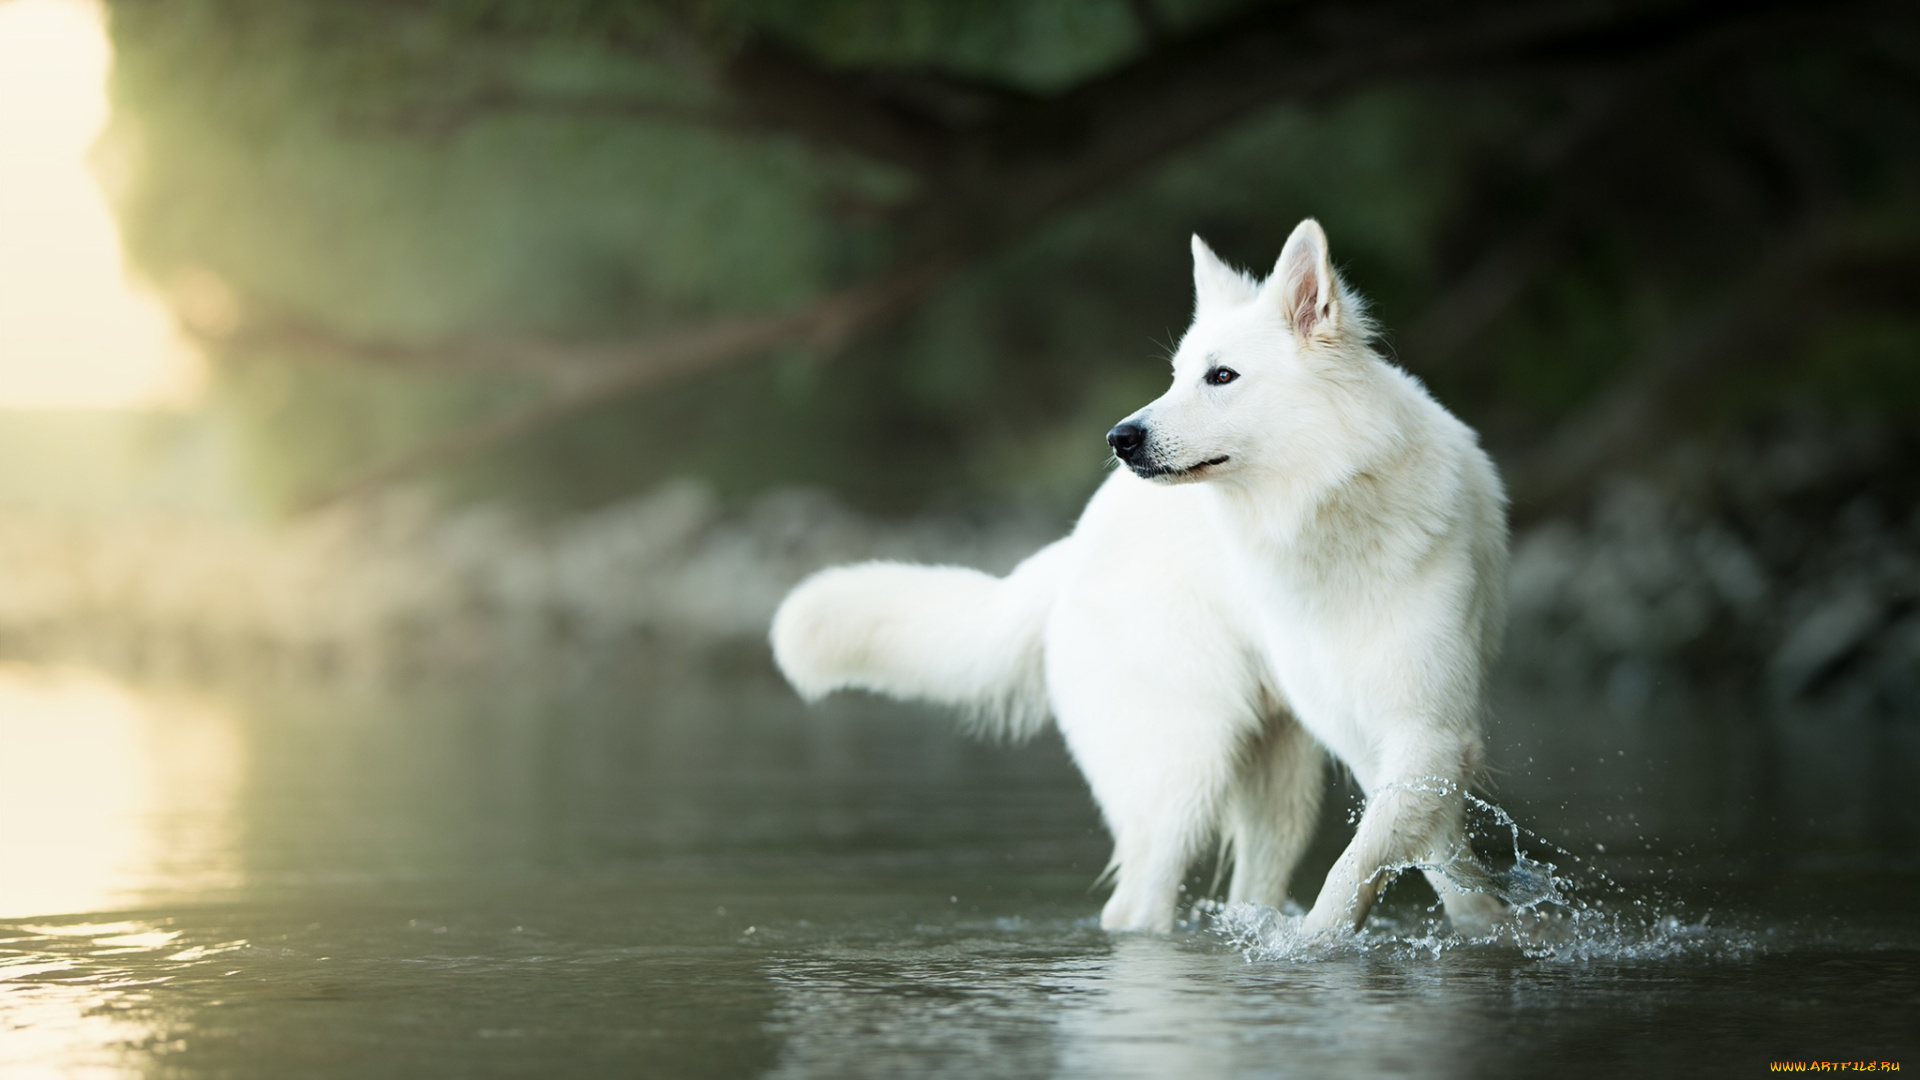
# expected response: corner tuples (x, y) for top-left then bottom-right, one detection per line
(1107, 421), (1147, 462)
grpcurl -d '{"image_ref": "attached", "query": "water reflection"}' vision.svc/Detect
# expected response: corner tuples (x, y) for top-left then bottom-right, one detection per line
(0, 918), (256, 1080)
(1046, 935), (1475, 1080)
(0, 667), (238, 1080)
(762, 928), (1483, 1080)
(0, 665), (240, 918)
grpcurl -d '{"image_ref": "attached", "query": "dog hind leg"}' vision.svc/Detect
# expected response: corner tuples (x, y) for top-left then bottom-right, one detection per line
(1047, 630), (1255, 933)
(1067, 686), (1249, 933)
(1098, 782), (1221, 933)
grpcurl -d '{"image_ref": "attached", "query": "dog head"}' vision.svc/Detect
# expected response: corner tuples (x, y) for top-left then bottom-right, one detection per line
(1107, 218), (1374, 485)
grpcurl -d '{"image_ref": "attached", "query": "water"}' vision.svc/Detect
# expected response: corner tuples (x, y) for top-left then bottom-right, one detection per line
(0, 656), (1914, 1078)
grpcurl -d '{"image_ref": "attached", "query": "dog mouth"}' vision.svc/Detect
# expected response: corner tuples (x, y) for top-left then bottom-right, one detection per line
(1131, 455), (1229, 480)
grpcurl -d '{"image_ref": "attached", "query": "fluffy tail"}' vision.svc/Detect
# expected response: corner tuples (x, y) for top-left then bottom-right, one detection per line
(769, 540), (1068, 740)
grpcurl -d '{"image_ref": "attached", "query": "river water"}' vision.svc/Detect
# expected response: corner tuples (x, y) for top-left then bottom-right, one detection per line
(0, 654), (1913, 1078)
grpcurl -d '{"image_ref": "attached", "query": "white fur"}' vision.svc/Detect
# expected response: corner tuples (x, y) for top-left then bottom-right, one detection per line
(771, 219), (1510, 935)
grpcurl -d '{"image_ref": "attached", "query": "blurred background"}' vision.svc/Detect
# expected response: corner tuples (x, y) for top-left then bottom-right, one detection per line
(2, 0), (1919, 928)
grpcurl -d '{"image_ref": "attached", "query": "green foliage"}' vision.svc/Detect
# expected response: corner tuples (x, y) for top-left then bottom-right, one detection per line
(100, 0), (1920, 516)
(107, 2), (838, 337)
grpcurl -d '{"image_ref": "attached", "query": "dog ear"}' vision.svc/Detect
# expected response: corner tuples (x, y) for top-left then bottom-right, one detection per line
(1192, 234), (1255, 316)
(1267, 218), (1337, 339)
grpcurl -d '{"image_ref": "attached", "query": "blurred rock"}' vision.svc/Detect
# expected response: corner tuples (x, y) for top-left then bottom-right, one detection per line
(1503, 415), (1919, 717)
(0, 414), (1912, 723)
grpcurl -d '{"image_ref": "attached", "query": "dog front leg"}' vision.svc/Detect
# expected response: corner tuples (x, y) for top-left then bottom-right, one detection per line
(1224, 715), (1325, 909)
(1300, 765), (1483, 935)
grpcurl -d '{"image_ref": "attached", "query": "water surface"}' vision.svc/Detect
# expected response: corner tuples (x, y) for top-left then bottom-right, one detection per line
(0, 657), (1913, 1078)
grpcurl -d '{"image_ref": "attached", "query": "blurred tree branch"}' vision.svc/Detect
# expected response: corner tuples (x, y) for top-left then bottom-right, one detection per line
(1395, 10), (1898, 376)
(292, 257), (954, 513)
(272, 0), (1912, 510)
(1509, 218), (1920, 520)
(716, 0), (1854, 247)
(378, 85), (752, 140)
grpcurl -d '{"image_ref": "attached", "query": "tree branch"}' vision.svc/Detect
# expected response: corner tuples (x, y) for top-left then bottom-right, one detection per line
(721, 0), (1880, 249)
(1124, 0), (1169, 46)
(1399, 214), (1573, 371)
(1506, 220), (1920, 520)
(376, 86), (753, 140)
(217, 316), (604, 378)
(293, 258), (953, 513)
(289, 0), (1907, 510)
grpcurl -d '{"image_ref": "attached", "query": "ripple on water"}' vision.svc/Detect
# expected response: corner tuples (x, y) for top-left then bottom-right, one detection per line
(0, 918), (218, 1079)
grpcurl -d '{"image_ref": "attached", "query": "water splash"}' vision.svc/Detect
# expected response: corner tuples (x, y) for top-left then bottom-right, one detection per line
(1192, 783), (1759, 964)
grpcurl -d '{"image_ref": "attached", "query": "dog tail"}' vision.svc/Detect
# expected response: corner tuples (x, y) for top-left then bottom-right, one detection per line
(769, 539), (1069, 740)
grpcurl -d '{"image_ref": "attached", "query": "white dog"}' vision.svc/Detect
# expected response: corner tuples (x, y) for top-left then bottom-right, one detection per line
(771, 219), (1510, 935)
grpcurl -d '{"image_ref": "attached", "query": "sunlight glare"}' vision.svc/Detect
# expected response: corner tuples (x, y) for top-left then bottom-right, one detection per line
(0, 0), (202, 409)
(0, 665), (241, 919)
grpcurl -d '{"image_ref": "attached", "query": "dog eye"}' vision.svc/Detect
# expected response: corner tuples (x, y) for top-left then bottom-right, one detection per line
(1205, 366), (1239, 386)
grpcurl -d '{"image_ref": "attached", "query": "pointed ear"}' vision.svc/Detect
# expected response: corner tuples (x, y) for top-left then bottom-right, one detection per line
(1266, 218), (1337, 338)
(1192, 234), (1255, 316)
